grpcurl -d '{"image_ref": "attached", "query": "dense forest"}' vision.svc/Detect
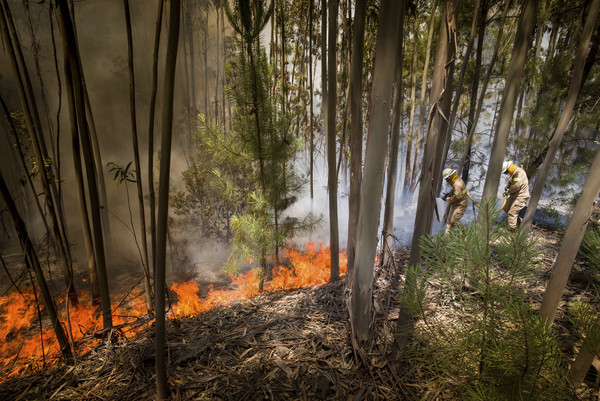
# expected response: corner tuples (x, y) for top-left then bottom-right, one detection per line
(1, 0), (600, 399)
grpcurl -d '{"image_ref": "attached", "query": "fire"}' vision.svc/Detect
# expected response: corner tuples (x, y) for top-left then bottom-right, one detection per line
(0, 243), (346, 378)
(171, 242), (347, 317)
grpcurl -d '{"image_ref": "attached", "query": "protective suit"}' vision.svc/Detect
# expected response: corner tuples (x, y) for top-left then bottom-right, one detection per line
(442, 169), (468, 234)
(502, 162), (530, 230)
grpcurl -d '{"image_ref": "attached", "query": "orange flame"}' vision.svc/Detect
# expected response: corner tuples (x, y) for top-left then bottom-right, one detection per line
(170, 243), (347, 317)
(0, 243), (346, 378)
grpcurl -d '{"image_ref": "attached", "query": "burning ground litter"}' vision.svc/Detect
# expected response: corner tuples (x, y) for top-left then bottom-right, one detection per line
(1, 229), (599, 400)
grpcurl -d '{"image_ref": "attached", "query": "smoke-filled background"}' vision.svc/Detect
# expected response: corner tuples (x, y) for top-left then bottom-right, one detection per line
(0, 0), (513, 296)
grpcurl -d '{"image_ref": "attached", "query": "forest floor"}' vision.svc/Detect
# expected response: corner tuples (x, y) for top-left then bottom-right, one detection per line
(0, 227), (599, 400)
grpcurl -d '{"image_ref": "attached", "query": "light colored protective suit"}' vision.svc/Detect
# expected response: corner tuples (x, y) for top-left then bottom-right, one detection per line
(503, 166), (530, 230)
(445, 175), (468, 234)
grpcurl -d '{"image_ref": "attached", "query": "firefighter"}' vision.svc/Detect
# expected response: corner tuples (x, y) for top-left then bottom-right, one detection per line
(442, 168), (468, 234)
(501, 160), (530, 230)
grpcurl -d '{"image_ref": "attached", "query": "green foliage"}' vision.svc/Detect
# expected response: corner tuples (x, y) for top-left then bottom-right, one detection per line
(579, 225), (600, 275)
(403, 198), (574, 400)
(172, 2), (318, 277)
(107, 161), (136, 186)
(569, 302), (600, 357)
(171, 115), (250, 239)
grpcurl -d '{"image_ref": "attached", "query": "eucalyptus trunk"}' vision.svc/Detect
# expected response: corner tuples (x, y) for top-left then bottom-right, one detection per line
(402, 18), (419, 201)
(432, 0), (459, 196)
(437, 0), (480, 190)
(56, 0), (112, 329)
(522, 0), (600, 231)
(0, 1), (78, 306)
(66, 62), (101, 304)
(408, 0), (453, 268)
(0, 173), (72, 362)
(381, 4), (406, 267)
(155, 0), (180, 397)
(538, 148), (600, 323)
(346, 0), (366, 277)
(148, 0), (164, 280)
(410, 0), (437, 190)
(327, 0), (339, 281)
(351, 0), (405, 348)
(123, 0), (153, 312)
(68, 1), (114, 259)
(568, 314), (600, 386)
(481, 0), (538, 201)
(458, 0), (507, 182)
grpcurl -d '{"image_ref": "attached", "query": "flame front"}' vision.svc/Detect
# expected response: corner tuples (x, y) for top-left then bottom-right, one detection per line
(0, 243), (346, 378)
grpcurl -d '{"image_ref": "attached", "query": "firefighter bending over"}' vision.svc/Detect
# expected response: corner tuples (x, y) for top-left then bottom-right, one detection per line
(442, 168), (468, 234)
(502, 160), (530, 230)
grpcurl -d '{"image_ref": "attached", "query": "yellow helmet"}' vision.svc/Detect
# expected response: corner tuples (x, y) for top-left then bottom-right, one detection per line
(502, 160), (518, 175)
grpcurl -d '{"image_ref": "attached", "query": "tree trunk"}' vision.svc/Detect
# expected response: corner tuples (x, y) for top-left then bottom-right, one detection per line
(403, 18), (419, 201)
(123, 0), (153, 313)
(433, 0), (459, 196)
(327, 0), (339, 281)
(148, 0), (164, 280)
(481, 0), (538, 202)
(568, 314), (600, 386)
(381, 5), (406, 267)
(458, 0), (508, 182)
(0, 173), (73, 361)
(438, 0), (480, 185)
(0, 0), (78, 306)
(410, 0), (438, 190)
(309, 0), (314, 199)
(155, 0), (180, 398)
(68, 1), (114, 260)
(65, 60), (101, 304)
(351, 0), (405, 349)
(408, 0), (453, 268)
(538, 148), (600, 323)
(56, 0), (112, 329)
(346, 0), (366, 278)
(522, 0), (600, 231)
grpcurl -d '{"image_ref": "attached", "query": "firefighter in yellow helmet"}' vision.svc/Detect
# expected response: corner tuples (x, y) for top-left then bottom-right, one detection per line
(442, 168), (468, 234)
(501, 160), (530, 230)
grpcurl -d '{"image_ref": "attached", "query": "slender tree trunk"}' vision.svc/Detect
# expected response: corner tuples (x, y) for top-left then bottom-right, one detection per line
(155, 0), (180, 398)
(351, 0), (405, 349)
(148, 0), (164, 281)
(458, 0), (507, 182)
(410, 0), (437, 190)
(0, 0), (78, 306)
(0, 93), (54, 251)
(346, 0), (366, 278)
(0, 173), (72, 361)
(438, 0), (480, 185)
(327, 0), (339, 281)
(66, 63), (101, 305)
(481, 0), (538, 202)
(408, 0), (453, 268)
(433, 0), (459, 196)
(522, 0), (600, 231)
(68, 1), (114, 260)
(123, 0), (153, 312)
(539, 148), (600, 323)
(56, 0), (112, 329)
(403, 18), (419, 201)
(568, 314), (600, 386)
(381, 6), (406, 267)
(309, 0), (314, 199)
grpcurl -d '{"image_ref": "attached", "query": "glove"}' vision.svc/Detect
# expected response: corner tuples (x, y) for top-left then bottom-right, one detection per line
(442, 192), (450, 201)
(502, 190), (508, 197)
